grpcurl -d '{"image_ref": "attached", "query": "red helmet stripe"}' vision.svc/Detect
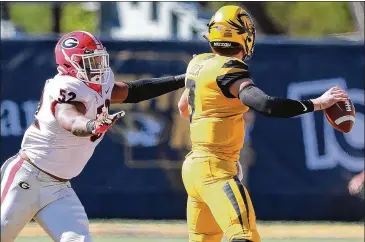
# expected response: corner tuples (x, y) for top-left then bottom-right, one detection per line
(79, 31), (100, 46)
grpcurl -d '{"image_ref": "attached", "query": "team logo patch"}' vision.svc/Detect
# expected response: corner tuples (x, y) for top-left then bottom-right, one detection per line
(61, 37), (79, 49)
(19, 181), (30, 190)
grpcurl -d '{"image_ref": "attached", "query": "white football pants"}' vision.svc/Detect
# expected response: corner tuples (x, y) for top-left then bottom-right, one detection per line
(1, 154), (91, 242)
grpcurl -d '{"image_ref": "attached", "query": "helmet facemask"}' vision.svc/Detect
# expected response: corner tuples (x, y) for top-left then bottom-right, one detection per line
(63, 48), (111, 85)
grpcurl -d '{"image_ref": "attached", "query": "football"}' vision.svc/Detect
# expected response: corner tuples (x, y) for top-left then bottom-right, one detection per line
(324, 99), (355, 133)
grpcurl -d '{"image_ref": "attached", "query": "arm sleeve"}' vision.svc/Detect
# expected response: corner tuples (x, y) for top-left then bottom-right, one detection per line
(238, 84), (314, 118)
(216, 59), (251, 98)
(122, 75), (185, 103)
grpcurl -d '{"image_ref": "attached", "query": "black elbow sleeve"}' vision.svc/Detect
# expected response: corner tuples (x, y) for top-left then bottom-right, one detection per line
(238, 85), (314, 118)
(123, 75), (185, 103)
(238, 84), (270, 113)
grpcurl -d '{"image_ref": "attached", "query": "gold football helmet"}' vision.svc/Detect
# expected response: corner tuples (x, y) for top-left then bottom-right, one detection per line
(207, 5), (256, 60)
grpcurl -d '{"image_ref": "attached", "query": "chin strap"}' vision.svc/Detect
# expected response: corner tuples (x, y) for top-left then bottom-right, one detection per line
(57, 65), (68, 75)
(203, 34), (209, 42)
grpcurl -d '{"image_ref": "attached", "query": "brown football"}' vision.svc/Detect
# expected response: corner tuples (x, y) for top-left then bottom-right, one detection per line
(325, 99), (355, 133)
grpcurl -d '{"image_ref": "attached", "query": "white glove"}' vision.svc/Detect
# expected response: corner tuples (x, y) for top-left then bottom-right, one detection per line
(90, 108), (125, 135)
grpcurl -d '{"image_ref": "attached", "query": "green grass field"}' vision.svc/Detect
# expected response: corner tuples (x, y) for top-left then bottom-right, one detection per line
(16, 220), (364, 242)
(15, 237), (364, 242)
(15, 237), (365, 242)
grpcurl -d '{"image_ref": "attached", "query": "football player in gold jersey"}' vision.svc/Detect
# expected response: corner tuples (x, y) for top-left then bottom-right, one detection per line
(178, 5), (348, 242)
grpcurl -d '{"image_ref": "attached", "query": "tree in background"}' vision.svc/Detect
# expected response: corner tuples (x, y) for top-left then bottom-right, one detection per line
(206, 2), (355, 37)
(265, 2), (354, 37)
(6, 2), (355, 37)
(8, 3), (97, 35)
(9, 3), (53, 34)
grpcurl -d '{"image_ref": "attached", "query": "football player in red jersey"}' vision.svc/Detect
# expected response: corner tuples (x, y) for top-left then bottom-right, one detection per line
(0, 31), (185, 242)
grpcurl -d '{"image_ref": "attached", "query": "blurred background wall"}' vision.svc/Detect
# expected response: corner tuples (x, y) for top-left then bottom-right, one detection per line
(1, 1), (364, 221)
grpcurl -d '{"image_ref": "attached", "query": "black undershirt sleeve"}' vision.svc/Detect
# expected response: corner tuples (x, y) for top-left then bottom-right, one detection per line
(238, 84), (314, 118)
(122, 75), (185, 103)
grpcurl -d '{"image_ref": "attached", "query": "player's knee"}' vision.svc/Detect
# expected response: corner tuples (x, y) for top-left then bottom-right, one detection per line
(1, 232), (13, 242)
(1, 232), (15, 242)
(60, 231), (92, 242)
(1, 222), (15, 242)
(1, 234), (12, 242)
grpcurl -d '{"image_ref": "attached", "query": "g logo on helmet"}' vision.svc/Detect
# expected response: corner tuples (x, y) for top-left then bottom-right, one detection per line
(61, 37), (79, 49)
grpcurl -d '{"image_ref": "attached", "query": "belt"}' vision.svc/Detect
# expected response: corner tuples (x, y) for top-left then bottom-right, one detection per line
(19, 150), (70, 182)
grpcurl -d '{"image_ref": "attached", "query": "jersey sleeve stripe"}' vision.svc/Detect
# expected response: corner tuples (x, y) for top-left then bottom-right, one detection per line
(222, 60), (248, 70)
(220, 67), (249, 76)
(216, 71), (251, 98)
(217, 71), (251, 81)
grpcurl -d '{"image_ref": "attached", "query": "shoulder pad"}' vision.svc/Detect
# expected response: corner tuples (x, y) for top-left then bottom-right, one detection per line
(222, 58), (249, 70)
(47, 75), (90, 104)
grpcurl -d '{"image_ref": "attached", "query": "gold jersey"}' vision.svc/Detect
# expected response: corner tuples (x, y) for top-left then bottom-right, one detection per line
(185, 53), (250, 162)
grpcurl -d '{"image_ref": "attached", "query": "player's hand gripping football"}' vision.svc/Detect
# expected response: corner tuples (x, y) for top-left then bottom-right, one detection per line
(87, 107), (125, 135)
(311, 87), (348, 110)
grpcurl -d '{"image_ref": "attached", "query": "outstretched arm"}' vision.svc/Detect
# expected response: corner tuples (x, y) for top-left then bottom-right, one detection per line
(111, 74), (186, 104)
(228, 78), (348, 118)
(55, 102), (92, 137)
(55, 102), (122, 137)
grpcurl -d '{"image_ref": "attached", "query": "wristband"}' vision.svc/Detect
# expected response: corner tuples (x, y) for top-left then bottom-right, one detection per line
(86, 120), (95, 134)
